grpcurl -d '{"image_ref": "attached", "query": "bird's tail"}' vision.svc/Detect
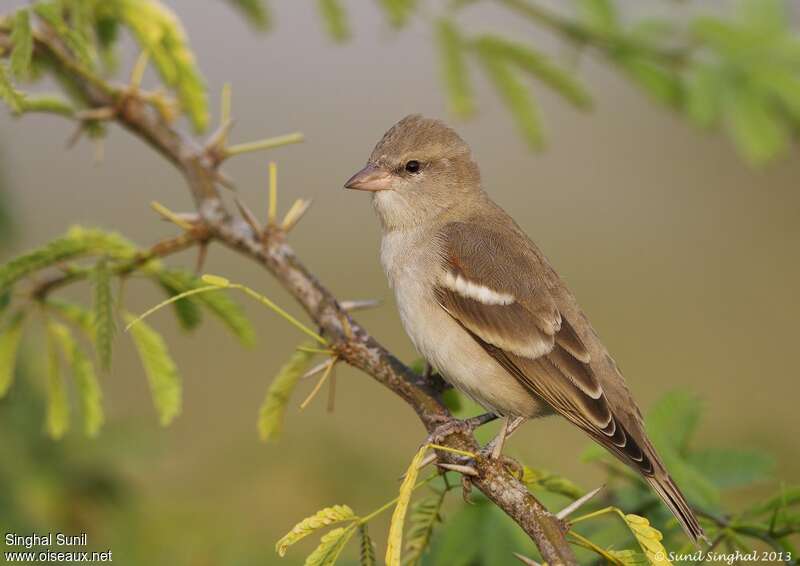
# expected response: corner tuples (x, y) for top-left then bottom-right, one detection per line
(645, 472), (707, 545)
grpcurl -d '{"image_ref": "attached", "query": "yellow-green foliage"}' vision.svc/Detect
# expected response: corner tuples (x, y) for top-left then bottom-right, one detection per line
(50, 321), (104, 437)
(403, 493), (445, 566)
(358, 524), (376, 566)
(92, 259), (115, 372)
(0, 312), (26, 398)
(124, 312), (182, 426)
(45, 323), (70, 439)
(108, 0), (209, 131)
(276, 505), (356, 557)
(386, 445), (428, 566)
(522, 466), (585, 500)
(258, 345), (315, 441)
(10, 9), (33, 79)
(435, 19), (474, 118)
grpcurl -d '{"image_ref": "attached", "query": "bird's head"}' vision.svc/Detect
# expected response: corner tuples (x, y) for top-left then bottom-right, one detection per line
(344, 115), (481, 231)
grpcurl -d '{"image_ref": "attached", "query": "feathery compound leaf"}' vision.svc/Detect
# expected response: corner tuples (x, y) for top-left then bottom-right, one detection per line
(380, 0), (416, 28)
(578, 0), (618, 34)
(10, 9), (34, 80)
(727, 88), (788, 165)
(113, 0), (209, 131)
(623, 514), (673, 566)
(0, 312), (26, 398)
(475, 35), (591, 109)
(50, 322), (104, 437)
(435, 19), (475, 118)
(120, 316), (183, 425)
(522, 466), (584, 500)
(475, 38), (543, 149)
(614, 54), (683, 108)
(154, 269), (255, 344)
(124, 313), (181, 426)
(0, 62), (26, 114)
(359, 524), (376, 566)
(46, 299), (94, 336)
(33, 2), (94, 70)
(66, 226), (139, 259)
(258, 345), (315, 442)
(156, 272), (203, 331)
(0, 233), (89, 292)
(18, 95), (75, 117)
(92, 260), (115, 372)
(404, 494), (445, 566)
(225, 0), (271, 30)
(305, 524), (358, 566)
(45, 323), (70, 439)
(276, 505), (356, 557)
(318, 0), (350, 42)
(386, 445), (428, 566)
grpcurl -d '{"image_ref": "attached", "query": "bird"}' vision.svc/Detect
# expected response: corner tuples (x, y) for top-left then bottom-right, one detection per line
(343, 114), (706, 544)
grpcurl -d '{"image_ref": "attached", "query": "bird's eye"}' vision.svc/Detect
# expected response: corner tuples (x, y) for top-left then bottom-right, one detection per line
(404, 160), (421, 173)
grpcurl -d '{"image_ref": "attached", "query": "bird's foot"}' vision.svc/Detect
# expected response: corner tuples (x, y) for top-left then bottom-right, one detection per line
(482, 416), (526, 460)
(424, 412), (497, 447)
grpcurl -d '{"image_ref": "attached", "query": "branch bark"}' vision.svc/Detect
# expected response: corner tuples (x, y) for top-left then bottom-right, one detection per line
(6, 29), (578, 565)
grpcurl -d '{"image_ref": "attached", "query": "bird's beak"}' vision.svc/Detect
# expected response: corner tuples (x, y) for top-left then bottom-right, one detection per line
(344, 164), (392, 192)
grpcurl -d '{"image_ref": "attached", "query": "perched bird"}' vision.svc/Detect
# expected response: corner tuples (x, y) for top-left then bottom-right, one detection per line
(344, 114), (705, 543)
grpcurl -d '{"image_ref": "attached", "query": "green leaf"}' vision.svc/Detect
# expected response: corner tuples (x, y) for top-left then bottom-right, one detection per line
(522, 466), (584, 500)
(404, 494), (445, 566)
(124, 312), (182, 426)
(474, 35), (591, 109)
(153, 269), (255, 345)
(276, 505), (356, 557)
(0, 232), (88, 292)
(646, 390), (702, 455)
(742, 486), (800, 518)
(440, 389), (462, 414)
(50, 321), (104, 437)
(475, 38), (543, 149)
(46, 299), (94, 336)
(726, 88), (789, 165)
(615, 54), (683, 108)
(225, 0), (271, 30)
(113, 0), (209, 131)
(92, 259), (116, 372)
(359, 524), (376, 566)
(318, 0), (350, 42)
(258, 346), (315, 441)
(622, 513), (673, 565)
(608, 549), (648, 565)
(45, 323), (70, 439)
(435, 19), (475, 118)
(33, 2), (95, 70)
(379, 0), (416, 28)
(156, 274), (203, 331)
(578, 0), (618, 35)
(19, 95), (75, 117)
(306, 524), (358, 566)
(685, 65), (723, 128)
(10, 9), (34, 80)
(687, 448), (774, 489)
(0, 312), (26, 398)
(755, 69), (800, 123)
(0, 62), (26, 114)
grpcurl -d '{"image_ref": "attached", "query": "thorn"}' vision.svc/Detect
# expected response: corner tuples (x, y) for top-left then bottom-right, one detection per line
(280, 198), (312, 231)
(234, 196), (263, 235)
(556, 485), (604, 520)
(220, 82), (232, 141)
(437, 463), (479, 477)
(399, 452), (438, 480)
(129, 50), (150, 91)
(194, 242), (209, 274)
(484, 416), (525, 457)
(213, 168), (237, 191)
(326, 365), (337, 413)
(268, 161), (278, 226)
(150, 201), (196, 231)
(301, 360), (332, 380)
(205, 119), (235, 156)
(300, 357), (337, 410)
(222, 132), (304, 159)
(513, 553), (542, 566)
(339, 298), (381, 312)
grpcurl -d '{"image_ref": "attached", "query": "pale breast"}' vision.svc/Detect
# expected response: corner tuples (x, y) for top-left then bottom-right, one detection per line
(379, 229), (545, 418)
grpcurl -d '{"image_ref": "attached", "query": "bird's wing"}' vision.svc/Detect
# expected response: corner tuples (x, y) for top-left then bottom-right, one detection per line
(434, 220), (654, 475)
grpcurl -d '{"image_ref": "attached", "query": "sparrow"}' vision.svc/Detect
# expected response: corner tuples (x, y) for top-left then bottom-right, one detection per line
(344, 114), (705, 543)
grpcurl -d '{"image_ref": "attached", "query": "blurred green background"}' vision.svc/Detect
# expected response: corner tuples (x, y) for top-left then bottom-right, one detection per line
(1, 1), (799, 564)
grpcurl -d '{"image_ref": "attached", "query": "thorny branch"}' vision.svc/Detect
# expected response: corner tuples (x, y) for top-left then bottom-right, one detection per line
(1, 27), (579, 565)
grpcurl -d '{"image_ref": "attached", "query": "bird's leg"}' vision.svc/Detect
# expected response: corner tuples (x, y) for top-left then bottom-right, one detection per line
(480, 416), (526, 477)
(424, 412), (498, 447)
